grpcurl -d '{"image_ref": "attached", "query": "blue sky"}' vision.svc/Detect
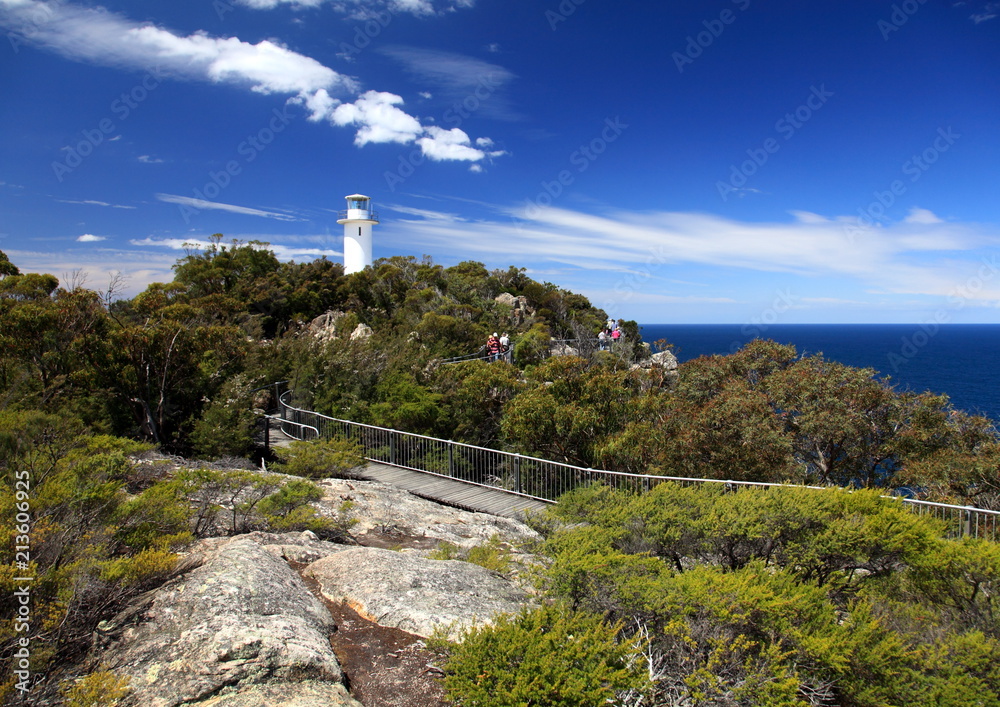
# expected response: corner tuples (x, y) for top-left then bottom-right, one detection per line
(1, 0), (999, 324)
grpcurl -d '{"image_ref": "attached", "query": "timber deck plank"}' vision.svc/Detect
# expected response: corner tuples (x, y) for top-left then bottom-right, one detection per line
(358, 461), (551, 520)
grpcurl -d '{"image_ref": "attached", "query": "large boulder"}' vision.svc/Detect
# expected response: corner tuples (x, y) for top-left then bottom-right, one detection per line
(92, 537), (355, 707)
(304, 546), (531, 641)
(630, 349), (679, 373)
(494, 292), (534, 326)
(350, 323), (373, 341)
(309, 310), (347, 343)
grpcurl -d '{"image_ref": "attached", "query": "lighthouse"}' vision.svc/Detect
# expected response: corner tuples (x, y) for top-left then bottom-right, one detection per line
(337, 193), (378, 274)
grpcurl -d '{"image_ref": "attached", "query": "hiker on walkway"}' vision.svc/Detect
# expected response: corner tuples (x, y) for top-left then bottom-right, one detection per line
(486, 333), (502, 362)
(499, 332), (511, 362)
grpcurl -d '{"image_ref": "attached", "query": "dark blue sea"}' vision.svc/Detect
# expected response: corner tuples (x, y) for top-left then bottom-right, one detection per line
(639, 324), (1000, 423)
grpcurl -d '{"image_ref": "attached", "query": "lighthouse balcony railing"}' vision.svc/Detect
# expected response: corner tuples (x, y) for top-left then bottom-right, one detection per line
(338, 209), (379, 221)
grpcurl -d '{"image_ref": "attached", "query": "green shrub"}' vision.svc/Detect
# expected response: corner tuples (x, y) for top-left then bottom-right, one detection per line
(61, 669), (129, 707)
(429, 535), (513, 574)
(275, 437), (364, 479)
(442, 604), (644, 707)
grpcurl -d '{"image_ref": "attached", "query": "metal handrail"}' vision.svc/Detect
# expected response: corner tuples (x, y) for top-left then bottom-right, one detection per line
(275, 387), (1000, 541)
(264, 413), (319, 441)
(438, 346), (493, 365)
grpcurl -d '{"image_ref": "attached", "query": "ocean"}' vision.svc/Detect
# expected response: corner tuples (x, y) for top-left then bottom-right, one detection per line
(639, 324), (1000, 423)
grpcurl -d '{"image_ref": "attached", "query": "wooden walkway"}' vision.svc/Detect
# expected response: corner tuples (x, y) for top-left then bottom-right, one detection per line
(358, 462), (552, 521)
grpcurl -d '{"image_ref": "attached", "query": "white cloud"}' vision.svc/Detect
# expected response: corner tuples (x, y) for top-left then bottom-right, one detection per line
(970, 1), (1000, 22)
(383, 204), (465, 221)
(137, 155), (164, 163)
(381, 46), (513, 93)
(130, 236), (340, 262)
(295, 88), (339, 122)
(417, 126), (486, 161)
(57, 198), (136, 209)
(904, 207), (944, 224)
(331, 90), (423, 145)
(0, 1), (503, 164)
(0, 0), (354, 114)
(76, 234), (106, 242)
(380, 45), (520, 122)
(236, 0), (326, 8)
(234, 0), (470, 14)
(390, 203), (1000, 304)
(328, 90), (506, 162)
(155, 193), (301, 221)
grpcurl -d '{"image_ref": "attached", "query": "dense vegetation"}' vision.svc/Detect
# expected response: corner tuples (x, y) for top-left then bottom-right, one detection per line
(442, 483), (1000, 706)
(2, 239), (999, 704)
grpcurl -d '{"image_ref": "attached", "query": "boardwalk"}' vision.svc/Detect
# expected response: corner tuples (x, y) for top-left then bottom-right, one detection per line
(358, 462), (552, 521)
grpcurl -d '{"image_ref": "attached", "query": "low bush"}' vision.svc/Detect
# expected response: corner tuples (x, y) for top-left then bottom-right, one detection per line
(441, 603), (644, 707)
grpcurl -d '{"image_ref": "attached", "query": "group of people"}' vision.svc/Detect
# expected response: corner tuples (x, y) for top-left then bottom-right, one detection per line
(597, 318), (623, 351)
(485, 332), (512, 362)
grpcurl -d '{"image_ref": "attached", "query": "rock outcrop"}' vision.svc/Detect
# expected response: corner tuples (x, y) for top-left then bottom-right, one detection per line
(91, 536), (360, 707)
(82, 480), (544, 706)
(629, 349), (679, 389)
(305, 546), (531, 641)
(317, 477), (542, 549)
(309, 310), (348, 343)
(350, 323), (373, 341)
(494, 292), (534, 326)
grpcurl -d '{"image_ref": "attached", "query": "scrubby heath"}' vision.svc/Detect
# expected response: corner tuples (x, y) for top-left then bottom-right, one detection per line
(437, 482), (1000, 706)
(1, 240), (999, 704)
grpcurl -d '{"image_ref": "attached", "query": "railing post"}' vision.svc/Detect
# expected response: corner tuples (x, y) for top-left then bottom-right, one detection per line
(963, 509), (972, 538)
(514, 454), (521, 494)
(390, 432), (397, 466)
(448, 445), (455, 478)
(264, 418), (270, 449)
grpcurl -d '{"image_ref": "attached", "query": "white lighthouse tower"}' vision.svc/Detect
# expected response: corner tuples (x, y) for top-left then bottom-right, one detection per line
(337, 193), (378, 274)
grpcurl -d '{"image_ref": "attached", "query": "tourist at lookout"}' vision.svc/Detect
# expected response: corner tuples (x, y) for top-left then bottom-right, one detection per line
(499, 332), (511, 362)
(486, 333), (502, 362)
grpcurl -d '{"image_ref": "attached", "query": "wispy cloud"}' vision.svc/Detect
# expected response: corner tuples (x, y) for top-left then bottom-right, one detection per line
(381, 45), (521, 121)
(76, 234), (106, 242)
(155, 193), (301, 221)
(130, 236), (340, 262)
(57, 198), (136, 209)
(383, 204), (466, 221)
(234, 0), (474, 17)
(390, 203), (1000, 303)
(137, 155), (164, 164)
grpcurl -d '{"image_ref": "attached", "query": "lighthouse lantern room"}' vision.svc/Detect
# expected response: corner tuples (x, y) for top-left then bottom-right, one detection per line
(337, 193), (378, 274)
